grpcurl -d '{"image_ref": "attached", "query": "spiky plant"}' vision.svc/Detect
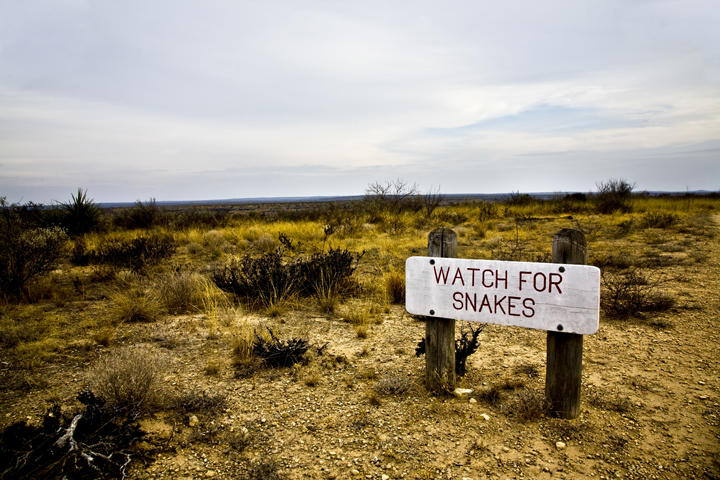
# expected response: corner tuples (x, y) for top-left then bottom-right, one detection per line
(61, 188), (101, 236)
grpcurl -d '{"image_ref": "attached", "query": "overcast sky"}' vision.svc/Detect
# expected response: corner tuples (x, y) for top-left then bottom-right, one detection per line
(1, 1), (718, 204)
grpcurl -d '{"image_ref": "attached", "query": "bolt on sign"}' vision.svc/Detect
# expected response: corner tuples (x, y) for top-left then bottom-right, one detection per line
(405, 257), (601, 335)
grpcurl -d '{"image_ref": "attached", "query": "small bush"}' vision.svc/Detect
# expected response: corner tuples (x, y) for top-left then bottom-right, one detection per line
(246, 459), (284, 480)
(342, 303), (371, 326)
(586, 389), (633, 413)
(415, 322), (484, 376)
(502, 388), (550, 421)
(593, 178), (635, 214)
(600, 268), (676, 317)
(252, 327), (326, 368)
(171, 390), (228, 415)
(88, 345), (168, 417)
(213, 235), (363, 307)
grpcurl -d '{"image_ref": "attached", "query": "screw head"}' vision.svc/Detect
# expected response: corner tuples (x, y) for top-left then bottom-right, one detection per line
(557, 324), (564, 331)
(559, 266), (566, 273)
(430, 259), (435, 265)
(429, 310), (435, 315)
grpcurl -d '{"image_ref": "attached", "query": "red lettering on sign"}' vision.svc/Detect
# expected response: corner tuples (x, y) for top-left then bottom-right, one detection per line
(467, 268), (479, 286)
(494, 295), (506, 314)
(533, 272), (546, 292)
(549, 273), (563, 294)
(453, 291), (463, 310)
(465, 292), (477, 311)
(479, 294), (492, 313)
(481, 269), (493, 288)
(452, 268), (465, 286)
(434, 266), (449, 284)
(508, 296), (521, 316)
(519, 271), (531, 291)
(522, 298), (535, 317)
(495, 270), (508, 289)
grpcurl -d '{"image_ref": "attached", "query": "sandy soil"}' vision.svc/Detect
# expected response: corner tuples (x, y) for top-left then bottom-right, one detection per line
(2, 218), (719, 480)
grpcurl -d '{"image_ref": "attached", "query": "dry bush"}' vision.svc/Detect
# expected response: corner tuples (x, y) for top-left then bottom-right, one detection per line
(593, 178), (635, 214)
(213, 236), (363, 308)
(502, 388), (550, 421)
(375, 375), (413, 395)
(600, 268), (675, 317)
(88, 345), (168, 416)
(316, 293), (338, 314)
(246, 459), (284, 480)
(252, 327), (326, 367)
(156, 270), (206, 314)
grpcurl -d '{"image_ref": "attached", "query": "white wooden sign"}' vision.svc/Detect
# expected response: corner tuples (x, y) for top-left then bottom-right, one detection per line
(405, 257), (600, 335)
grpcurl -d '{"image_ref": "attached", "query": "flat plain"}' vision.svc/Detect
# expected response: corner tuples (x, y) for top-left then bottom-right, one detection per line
(1, 193), (718, 479)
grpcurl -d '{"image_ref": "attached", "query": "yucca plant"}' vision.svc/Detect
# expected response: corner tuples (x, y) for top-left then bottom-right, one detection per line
(61, 188), (102, 236)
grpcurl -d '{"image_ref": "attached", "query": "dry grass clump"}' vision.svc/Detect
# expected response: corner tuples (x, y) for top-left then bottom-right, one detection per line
(375, 375), (413, 395)
(502, 388), (550, 421)
(384, 269), (405, 304)
(231, 318), (256, 364)
(109, 287), (163, 323)
(156, 270), (206, 314)
(88, 345), (168, 416)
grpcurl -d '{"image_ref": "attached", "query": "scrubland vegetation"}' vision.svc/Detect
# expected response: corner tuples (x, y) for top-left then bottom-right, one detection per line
(1, 180), (719, 479)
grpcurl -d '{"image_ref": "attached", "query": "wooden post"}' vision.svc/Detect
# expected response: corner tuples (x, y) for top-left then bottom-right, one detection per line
(425, 228), (457, 392)
(546, 228), (587, 419)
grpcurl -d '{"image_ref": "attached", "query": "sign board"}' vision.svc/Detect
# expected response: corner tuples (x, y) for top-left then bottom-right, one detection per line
(405, 257), (600, 335)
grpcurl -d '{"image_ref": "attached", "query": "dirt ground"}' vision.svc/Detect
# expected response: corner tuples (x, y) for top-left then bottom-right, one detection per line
(2, 217), (719, 480)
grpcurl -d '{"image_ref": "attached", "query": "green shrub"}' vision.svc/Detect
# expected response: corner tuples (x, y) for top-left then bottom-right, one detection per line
(0, 198), (68, 299)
